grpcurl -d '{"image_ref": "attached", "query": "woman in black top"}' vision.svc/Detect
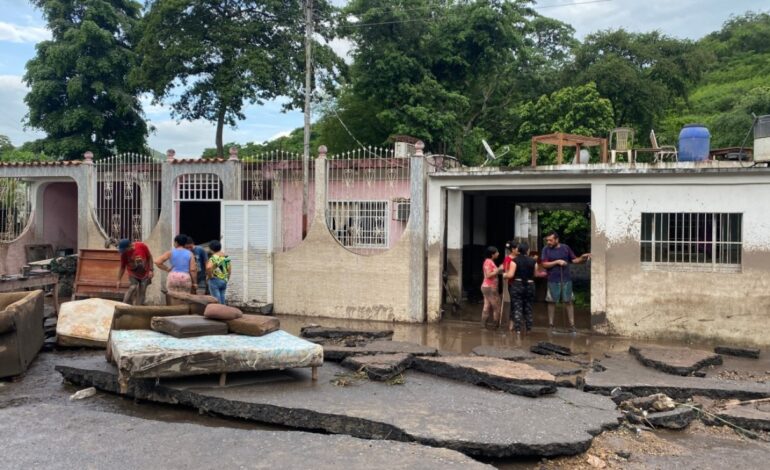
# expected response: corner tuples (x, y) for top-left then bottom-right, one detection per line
(508, 241), (537, 334)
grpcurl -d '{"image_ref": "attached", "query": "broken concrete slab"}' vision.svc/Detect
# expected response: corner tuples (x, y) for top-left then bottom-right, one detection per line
(531, 342), (573, 356)
(585, 355), (770, 400)
(716, 402), (770, 432)
(411, 355), (557, 397)
(56, 357), (620, 458)
(714, 346), (761, 359)
(629, 345), (723, 376)
(627, 406), (697, 430)
(300, 326), (394, 341)
(521, 357), (585, 377)
(471, 346), (537, 361)
(0, 404), (492, 469)
(341, 354), (412, 381)
(323, 340), (438, 362)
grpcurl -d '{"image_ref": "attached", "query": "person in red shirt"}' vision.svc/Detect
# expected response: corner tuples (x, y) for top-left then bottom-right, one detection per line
(116, 239), (154, 305)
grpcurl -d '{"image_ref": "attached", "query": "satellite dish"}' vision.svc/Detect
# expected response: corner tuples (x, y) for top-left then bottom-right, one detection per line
(481, 140), (510, 166)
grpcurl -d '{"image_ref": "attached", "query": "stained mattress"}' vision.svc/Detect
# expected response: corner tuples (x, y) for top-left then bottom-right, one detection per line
(110, 329), (323, 380)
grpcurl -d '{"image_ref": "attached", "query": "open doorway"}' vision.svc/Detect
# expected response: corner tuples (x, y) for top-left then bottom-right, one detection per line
(42, 182), (78, 255)
(444, 188), (592, 329)
(179, 201), (221, 244)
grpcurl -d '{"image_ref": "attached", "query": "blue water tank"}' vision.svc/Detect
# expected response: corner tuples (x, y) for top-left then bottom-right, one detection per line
(678, 124), (710, 161)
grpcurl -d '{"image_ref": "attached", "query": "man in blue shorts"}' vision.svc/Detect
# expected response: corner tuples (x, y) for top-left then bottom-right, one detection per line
(539, 231), (590, 333)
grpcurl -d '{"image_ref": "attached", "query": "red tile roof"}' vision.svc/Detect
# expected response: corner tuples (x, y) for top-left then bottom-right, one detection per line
(0, 160), (83, 167)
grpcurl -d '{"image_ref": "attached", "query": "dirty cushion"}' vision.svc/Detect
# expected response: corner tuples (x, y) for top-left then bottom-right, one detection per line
(204, 303), (243, 321)
(150, 315), (228, 338)
(165, 291), (218, 315)
(57, 298), (128, 348)
(227, 314), (280, 337)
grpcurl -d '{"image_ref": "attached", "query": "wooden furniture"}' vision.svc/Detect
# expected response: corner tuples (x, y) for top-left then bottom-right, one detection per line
(0, 273), (59, 313)
(634, 130), (678, 163)
(609, 127), (635, 163)
(72, 249), (129, 301)
(710, 147), (753, 161)
(530, 133), (608, 167)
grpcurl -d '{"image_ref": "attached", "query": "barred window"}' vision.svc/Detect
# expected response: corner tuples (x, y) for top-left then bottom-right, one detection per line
(327, 201), (388, 249)
(640, 213), (742, 272)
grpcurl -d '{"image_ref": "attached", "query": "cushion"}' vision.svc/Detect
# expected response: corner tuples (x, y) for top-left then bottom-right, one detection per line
(227, 314), (280, 337)
(204, 303), (243, 320)
(150, 315), (228, 338)
(57, 298), (128, 348)
(165, 291), (218, 315)
(111, 305), (195, 331)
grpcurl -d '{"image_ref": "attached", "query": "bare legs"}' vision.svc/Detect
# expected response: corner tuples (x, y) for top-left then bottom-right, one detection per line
(547, 302), (575, 329)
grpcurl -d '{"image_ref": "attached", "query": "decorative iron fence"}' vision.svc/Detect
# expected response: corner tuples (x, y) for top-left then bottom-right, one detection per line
(95, 153), (163, 241)
(325, 147), (412, 255)
(0, 179), (32, 242)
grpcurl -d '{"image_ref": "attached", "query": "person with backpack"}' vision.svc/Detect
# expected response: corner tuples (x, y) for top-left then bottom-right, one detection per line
(116, 239), (154, 305)
(206, 240), (231, 305)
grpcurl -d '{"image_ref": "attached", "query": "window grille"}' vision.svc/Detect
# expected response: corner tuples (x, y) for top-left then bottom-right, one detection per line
(0, 179), (32, 242)
(640, 212), (742, 272)
(176, 173), (222, 201)
(327, 201), (388, 249)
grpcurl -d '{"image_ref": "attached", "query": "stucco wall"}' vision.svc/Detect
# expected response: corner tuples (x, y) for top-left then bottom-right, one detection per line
(594, 181), (770, 346)
(42, 183), (78, 251)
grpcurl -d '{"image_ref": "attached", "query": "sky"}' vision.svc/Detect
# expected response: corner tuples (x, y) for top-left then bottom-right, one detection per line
(0, 0), (767, 158)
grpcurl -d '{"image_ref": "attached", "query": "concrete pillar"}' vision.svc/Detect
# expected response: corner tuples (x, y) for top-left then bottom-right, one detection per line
(408, 142), (426, 322)
(590, 183), (607, 326)
(445, 189), (463, 305)
(140, 181), (153, 240)
(426, 175), (444, 321)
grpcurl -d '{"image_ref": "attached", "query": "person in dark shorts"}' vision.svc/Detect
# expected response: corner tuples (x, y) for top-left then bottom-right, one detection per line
(539, 231), (590, 333)
(185, 237), (209, 294)
(505, 241), (537, 334)
(116, 239), (154, 305)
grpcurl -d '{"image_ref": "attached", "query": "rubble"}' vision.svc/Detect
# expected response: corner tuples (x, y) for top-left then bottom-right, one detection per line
(627, 407), (697, 430)
(531, 341), (573, 357)
(50, 255), (77, 299)
(714, 346), (761, 359)
(69, 387), (96, 400)
(629, 345), (723, 376)
(411, 355), (557, 397)
(323, 340), (438, 362)
(56, 357), (620, 458)
(620, 393), (677, 413)
(716, 399), (770, 432)
(0, 404), (493, 469)
(585, 355), (770, 400)
(300, 326), (394, 342)
(341, 354), (412, 381)
(471, 345), (536, 361)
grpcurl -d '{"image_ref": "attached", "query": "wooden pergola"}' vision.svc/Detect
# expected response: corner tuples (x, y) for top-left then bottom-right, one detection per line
(530, 132), (608, 167)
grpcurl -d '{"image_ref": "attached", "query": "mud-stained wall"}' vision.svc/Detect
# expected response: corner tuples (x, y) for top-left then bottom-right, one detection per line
(273, 155), (425, 322)
(595, 182), (770, 346)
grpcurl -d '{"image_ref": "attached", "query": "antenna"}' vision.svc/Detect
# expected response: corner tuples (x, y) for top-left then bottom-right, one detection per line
(481, 140), (509, 166)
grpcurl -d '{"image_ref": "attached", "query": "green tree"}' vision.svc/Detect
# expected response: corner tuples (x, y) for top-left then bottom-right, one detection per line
(23, 0), (147, 159)
(136, 0), (342, 157)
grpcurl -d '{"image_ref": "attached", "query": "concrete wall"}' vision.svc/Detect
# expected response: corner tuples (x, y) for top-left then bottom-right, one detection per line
(273, 155), (425, 322)
(592, 178), (770, 346)
(42, 183), (78, 251)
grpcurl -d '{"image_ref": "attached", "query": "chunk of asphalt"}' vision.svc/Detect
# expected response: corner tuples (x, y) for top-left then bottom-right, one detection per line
(411, 355), (557, 397)
(471, 346), (536, 361)
(341, 354), (412, 381)
(0, 404), (493, 469)
(714, 346), (761, 359)
(323, 341), (438, 362)
(530, 342), (573, 357)
(56, 357), (620, 459)
(521, 357), (584, 377)
(716, 403), (770, 432)
(300, 326), (394, 341)
(585, 355), (770, 400)
(629, 345), (723, 376)
(627, 407), (697, 430)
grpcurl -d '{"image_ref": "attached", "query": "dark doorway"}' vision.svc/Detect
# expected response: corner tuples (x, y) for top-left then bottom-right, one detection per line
(179, 201), (221, 244)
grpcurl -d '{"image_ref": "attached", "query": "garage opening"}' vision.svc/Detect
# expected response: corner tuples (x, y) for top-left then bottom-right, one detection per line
(174, 174), (223, 244)
(443, 188), (592, 330)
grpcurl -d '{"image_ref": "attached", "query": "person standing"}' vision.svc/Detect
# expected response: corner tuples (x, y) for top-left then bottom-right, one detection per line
(507, 242), (537, 334)
(155, 234), (197, 294)
(539, 231), (590, 333)
(115, 239), (154, 305)
(185, 237), (209, 294)
(480, 246), (504, 328)
(206, 240), (231, 304)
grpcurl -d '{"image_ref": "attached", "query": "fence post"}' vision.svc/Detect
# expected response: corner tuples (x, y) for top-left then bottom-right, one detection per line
(83, 151), (94, 164)
(166, 149), (176, 163)
(228, 146), (239, 161)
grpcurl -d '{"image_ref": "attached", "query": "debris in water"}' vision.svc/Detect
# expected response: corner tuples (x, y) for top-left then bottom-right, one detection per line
(386, 374), (405, 386)
(330, 371), (368, 387)
(69, 387), (96, 400)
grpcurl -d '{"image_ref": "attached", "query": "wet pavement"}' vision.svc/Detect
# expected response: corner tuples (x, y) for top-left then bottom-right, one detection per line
(3, 313), (770, 468)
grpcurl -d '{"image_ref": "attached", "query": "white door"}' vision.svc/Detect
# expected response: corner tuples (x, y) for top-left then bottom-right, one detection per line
(221, 201), (273, 307)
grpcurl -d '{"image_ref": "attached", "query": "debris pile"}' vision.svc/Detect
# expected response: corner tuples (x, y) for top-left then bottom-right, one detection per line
(50, 255), (77, 299)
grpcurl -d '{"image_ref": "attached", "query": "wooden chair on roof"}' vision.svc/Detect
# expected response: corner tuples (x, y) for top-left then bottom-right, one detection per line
(634, 130), (678, 163)
(609, 127), (634, 163)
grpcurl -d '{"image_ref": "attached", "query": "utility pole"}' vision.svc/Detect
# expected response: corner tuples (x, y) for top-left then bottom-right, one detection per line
(302, 0), (313, 239)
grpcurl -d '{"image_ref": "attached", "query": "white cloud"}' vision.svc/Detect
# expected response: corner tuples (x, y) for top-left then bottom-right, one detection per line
(268, 130), (292, 141)
(0, 21), (49, 43)
(0, 74), (44, 146)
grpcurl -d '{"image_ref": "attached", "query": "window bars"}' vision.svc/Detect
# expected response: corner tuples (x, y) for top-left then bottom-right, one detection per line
(176, 173), (222, 201)
(640, 212), (742, 272)
(0, 179), (32, 242)
(95, 153), (162, 241)
(326, 147), (411, 255)
(241, 151), (311, 201)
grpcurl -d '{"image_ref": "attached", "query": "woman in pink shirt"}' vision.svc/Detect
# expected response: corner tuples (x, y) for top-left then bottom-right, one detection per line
(481, 246), (503, 328)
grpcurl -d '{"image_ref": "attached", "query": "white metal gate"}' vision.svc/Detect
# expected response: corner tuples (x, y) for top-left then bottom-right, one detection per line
(221, 201), (273, 307)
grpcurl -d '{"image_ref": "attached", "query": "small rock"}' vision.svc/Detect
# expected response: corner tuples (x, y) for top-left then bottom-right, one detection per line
(714, 346), (760, 359)
(643, 406), (697, 429)
(69, 387), (97, 401)
(620, 393), (676, 413)
(693, 371), (707, 378)
(604, 353), (613, 359)
(341, 354), (412, 381)
(616, 450), (631, 459)
(586, 454), (607, 468)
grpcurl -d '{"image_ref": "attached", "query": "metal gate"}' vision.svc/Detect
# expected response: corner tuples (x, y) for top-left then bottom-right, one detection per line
(221, 201), (273, 307)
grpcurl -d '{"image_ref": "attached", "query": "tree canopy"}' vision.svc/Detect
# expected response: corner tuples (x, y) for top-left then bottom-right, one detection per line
(23, 0), (147, 159)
